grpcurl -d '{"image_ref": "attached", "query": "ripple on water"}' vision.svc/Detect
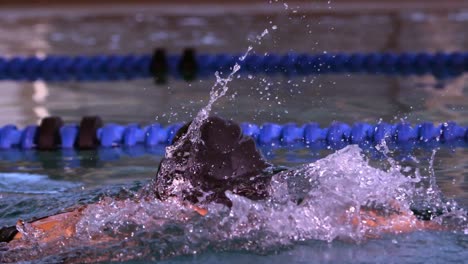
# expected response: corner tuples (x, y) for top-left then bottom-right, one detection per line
(0, 172), (81, 194)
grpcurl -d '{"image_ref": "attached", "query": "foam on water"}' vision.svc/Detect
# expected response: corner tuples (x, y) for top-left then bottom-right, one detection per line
(0, 173), (81, 194)
(208, 145), (421, 244)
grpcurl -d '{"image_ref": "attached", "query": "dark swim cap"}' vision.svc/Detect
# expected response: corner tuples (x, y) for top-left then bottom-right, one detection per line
(155, 116), (272, 207)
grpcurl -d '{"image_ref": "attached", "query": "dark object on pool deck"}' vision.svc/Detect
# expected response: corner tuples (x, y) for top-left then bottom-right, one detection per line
(150, 48), (168, 84)
(178, 48), (198, 82)
(155, 116), (272, 207)
(37, 116), (63, 150)
(77, 116), (103, 149)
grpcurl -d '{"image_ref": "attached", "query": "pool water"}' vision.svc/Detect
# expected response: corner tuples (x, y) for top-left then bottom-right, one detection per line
(0, 2), (467, 263)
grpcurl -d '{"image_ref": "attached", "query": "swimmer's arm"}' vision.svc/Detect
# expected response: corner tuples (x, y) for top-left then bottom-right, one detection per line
(352, 208), (445, 235)
(12, 208), (85, 242)
(8, 201), (207, 243)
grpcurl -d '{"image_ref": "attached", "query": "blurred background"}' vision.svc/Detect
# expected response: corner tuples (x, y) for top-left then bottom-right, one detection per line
(0, 0), (466, 127)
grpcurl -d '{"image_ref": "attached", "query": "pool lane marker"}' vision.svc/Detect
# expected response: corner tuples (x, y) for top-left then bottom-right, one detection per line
(0, 116), (466, 151)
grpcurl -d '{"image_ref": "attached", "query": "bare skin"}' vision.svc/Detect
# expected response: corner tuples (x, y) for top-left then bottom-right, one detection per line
(5, 201), (443, 246)
(12, 210), (82, 242)
(8, 202), (208, 245)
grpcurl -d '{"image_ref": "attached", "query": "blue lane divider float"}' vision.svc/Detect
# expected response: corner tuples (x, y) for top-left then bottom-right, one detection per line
(1, 140), (466, 167)
(0, 120), (466, 151)
(0, 51), (467, 82)
(0, 119), (466, 166)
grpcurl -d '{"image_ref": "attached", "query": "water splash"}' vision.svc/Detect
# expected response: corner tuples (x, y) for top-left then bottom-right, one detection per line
(2, 145), (466, 263)
(77, 146), (466, 249)
(155, 34), (262, 200)
(164, 26), (269, 161)
(15, 220), (44, 242)
(153, 48), (251, 199)
(165, 48), (250, 159)
(224, 145), (420, 243)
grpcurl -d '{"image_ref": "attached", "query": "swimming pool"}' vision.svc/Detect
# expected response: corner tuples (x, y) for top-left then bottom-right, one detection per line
(0, 2), (467, 263)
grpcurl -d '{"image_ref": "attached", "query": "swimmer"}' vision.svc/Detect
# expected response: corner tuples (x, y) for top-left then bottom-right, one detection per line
(0, 116), (448, 245)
